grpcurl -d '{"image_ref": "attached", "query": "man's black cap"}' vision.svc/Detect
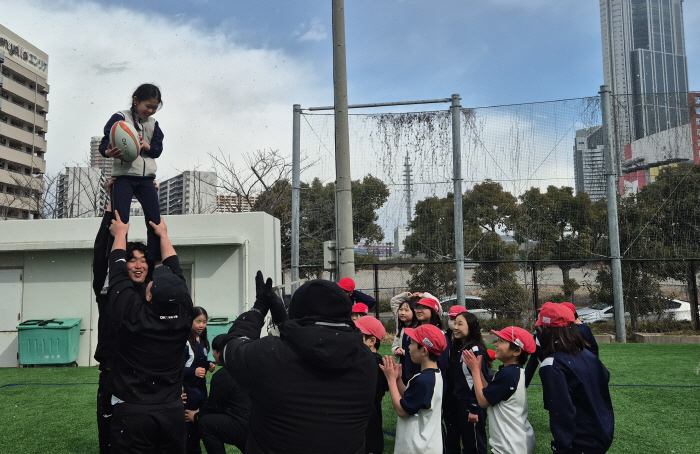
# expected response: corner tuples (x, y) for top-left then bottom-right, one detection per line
(150, 266), (187, 305)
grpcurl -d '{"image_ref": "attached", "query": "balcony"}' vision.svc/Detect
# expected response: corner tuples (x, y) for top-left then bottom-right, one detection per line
(1, 76), (36, 105)
(0, 142), (46, 173)
(0, 122), (34, 146)
(0, 98), (35, 125)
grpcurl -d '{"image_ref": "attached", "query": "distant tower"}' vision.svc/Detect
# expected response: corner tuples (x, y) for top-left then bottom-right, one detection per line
(600, 0), (689, 142)
(403, 153), (412, 224)
(90, 136), (112, 177)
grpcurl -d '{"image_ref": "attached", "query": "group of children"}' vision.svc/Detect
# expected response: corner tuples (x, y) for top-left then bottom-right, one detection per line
(351, 290), (615, 454)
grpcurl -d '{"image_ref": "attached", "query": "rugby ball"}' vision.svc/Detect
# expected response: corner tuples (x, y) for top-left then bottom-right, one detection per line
(109, 121), (140, 162)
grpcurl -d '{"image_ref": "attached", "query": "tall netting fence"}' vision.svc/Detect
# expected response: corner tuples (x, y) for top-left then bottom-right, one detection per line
(292, 92), (699, 334)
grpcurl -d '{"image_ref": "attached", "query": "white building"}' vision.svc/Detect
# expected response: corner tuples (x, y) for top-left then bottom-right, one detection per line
(0, 25), (49, 220)
(159, 170), (217, 215)
(573, 126), (606, 201)
(56, 166), (108, 218)
(0, 212), (281, 367)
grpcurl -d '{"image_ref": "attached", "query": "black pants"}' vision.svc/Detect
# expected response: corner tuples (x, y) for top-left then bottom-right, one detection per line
(444, 398), (487, 454)
(97, 369), (114, 454)
(109, 177), (161, 261)
(110, 399), (186, 454)
(198, 414), (248, 454)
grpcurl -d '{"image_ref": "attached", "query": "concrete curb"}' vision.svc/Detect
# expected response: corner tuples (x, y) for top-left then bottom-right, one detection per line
(634, 333), (700, 344)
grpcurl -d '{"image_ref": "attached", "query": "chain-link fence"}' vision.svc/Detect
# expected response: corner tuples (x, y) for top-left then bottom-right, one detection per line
(287, 92), (700, 335)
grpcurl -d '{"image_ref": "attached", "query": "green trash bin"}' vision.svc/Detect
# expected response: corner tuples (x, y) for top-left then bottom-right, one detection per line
(206, 316), (234, 362)
(17, 318), (82, 366)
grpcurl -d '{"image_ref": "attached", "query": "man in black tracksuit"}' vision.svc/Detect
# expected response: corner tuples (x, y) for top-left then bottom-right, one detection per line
(92, 203), (151, 454)
(107, 212), (193, 454)
(222, 273), (377, 454)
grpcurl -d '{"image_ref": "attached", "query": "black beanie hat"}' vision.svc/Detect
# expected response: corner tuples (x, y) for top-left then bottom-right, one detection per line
(287, 279), (353, 321)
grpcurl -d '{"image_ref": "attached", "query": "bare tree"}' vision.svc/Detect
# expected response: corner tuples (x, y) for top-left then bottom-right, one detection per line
(208, 148), (303, 213)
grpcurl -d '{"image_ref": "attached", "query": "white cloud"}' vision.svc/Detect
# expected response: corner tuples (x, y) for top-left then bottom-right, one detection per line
(0, 0), (328, 178)
(296, 18), (327, 42)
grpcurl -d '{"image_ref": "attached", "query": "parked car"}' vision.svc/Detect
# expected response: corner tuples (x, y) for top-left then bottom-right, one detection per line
(439, 295), (493, 320)
(578, 299), (692, 323)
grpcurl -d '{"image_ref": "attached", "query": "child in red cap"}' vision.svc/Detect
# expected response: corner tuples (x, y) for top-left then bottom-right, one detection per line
(355, 316), (388, 454)
(338, 277), (377, 310)
(380, 324), (446, 454)
(536, 303), (614, 453)
(413, 297), (449, 375)
(561, 302), (599, 357)
(444, 311), (491, 454)
(463, 326), (536, 454)
(351, 303), (369, 322)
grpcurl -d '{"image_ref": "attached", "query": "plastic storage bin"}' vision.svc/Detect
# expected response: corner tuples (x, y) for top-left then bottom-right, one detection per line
(206, 316), (234, 362)
(17, 318), (82, 366)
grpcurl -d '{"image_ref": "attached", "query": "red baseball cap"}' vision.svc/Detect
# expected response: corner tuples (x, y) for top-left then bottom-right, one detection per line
(536, 302), (575, 328)
(338, 277), (355, 292)
(351, 303), (369, 314)
(415, 297), (441, 314)
(491, 326), (536, 354)
(448, 305), (468, 317)
(404, 324), (447, 355)
(561, 302), (577, 314)
(355, 316), (386, 341)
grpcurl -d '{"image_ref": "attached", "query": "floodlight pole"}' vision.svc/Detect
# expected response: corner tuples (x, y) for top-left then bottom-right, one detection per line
(600, 85), (626, 343)
(332, 0), (355, 280)
(452, 94), (466, 307)
(291, 104), (301, 295)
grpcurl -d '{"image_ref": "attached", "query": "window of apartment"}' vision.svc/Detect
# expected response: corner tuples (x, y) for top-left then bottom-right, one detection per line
(0, 161), (4, 169)
(24, 167), (30, 175)
(695, 96), (700, 105)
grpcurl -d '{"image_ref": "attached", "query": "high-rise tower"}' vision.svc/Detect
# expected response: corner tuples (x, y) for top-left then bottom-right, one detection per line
(600, 0), (689, 142)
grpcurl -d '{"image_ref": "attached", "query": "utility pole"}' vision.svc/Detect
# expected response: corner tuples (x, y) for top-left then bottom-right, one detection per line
(332, 0), (355, 280)
(600, 85), (626, 342)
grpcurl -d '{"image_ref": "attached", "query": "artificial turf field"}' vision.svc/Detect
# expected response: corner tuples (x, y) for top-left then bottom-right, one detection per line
(1, 343), (698, 453)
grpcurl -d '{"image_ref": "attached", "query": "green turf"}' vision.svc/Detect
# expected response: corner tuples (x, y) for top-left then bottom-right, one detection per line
(1, 344), (699, 453)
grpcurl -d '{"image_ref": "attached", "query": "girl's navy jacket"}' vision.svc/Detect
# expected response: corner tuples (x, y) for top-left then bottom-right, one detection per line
(539, 349), (614, 453)
(183, 339), (210, 409)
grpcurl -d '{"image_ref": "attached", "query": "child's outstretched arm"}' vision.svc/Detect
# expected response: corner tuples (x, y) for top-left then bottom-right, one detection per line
(463, 350), (490, 408)
(379, 355), (409, 417)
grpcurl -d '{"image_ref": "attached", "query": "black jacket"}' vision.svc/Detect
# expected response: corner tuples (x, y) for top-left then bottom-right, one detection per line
(92, 211), (113, 369)
(222, 310), (377, 454)
(107, 250), (193, 404)
(365, 352), (388, 454)
(195, 366), (251, 429)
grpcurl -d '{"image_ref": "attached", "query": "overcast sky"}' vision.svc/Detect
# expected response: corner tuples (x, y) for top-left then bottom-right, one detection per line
(4, 0), (700, 180)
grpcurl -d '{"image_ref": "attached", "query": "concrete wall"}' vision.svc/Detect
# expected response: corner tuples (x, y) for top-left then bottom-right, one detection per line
(0, 213), (281, 367)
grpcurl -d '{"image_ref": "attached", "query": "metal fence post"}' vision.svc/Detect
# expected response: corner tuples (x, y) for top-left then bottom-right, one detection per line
(690, 261), (699, 331)
(600, 85), (626, 343)
(374, 264), (380, 318)
(291, 104), (301, 295)
(452, 94), (466, 308)
(531, 262), (539, 319)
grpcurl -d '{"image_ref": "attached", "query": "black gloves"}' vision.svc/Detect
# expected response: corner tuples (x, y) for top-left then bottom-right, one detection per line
(252, 271), (288, 325)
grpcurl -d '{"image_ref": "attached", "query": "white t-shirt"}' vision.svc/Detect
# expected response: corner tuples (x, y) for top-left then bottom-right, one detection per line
(394, 368), (443, 454)
(483, 364), (535, 454)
